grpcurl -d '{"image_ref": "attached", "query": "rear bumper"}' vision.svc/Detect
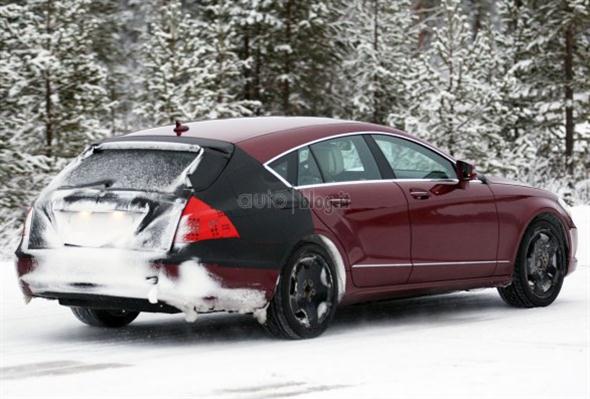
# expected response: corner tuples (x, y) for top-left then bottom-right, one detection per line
(15, 248), (278, 318)
(44, 292), (182, 314)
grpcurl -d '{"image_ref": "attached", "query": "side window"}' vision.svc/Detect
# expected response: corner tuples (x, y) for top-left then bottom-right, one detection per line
(268, 151), (297, 185)
(297, 147), (322, 186)
(310, 136), (380, 183)
(373, 135), (456, 179)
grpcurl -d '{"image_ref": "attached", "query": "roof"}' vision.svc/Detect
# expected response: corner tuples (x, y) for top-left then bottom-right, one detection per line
(122, 116), (420, 163)
(125, 117), (347, 143)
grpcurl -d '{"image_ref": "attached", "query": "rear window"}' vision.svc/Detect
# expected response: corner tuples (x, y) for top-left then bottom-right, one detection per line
(60, 149), (199, 193)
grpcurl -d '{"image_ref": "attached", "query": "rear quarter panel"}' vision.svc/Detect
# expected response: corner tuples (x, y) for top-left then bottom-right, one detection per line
(488, 182), (576, 276)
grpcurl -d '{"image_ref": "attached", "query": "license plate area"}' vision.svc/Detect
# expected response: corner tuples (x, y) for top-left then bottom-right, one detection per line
(54, 210), (145, 248)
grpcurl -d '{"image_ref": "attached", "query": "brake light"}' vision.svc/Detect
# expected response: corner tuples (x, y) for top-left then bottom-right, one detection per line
(175, 196), (239, 244)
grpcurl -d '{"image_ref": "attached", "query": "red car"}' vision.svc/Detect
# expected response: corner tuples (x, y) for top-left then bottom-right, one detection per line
(15, 117), (578, 339)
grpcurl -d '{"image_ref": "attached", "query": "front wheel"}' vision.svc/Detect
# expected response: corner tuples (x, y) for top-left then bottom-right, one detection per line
(71, 307), (139, 328)
(264, 244), (338, 339)
(498, 215), (567, 308)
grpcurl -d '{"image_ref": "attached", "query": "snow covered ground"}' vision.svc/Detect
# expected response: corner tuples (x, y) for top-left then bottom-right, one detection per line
(1, 208), (588, 399)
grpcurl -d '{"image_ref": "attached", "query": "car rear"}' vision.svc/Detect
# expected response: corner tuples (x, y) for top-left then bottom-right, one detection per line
(14, 136), (287, 319)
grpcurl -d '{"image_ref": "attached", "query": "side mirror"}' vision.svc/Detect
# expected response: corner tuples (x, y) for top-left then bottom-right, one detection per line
(456, 160), (477, 181)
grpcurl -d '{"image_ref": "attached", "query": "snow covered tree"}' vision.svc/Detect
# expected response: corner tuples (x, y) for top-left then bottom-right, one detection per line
(6, 0), (111, 158)
(224, 0), (277, 112)
(0, 1), (111, 254)
(136, 0), (256, 126)
(1, 0), (110, 184)
(403, 0), (506, 173)
(134, 0), (204, 125)
(339, 0), (417, 125)
(496, 0), (590, 194)
(264, 0), (344, 115)
(196, 0), (261, 118)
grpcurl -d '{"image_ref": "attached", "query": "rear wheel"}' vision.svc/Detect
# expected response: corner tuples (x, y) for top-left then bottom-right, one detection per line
(71, 307), (139, 328)
(264, 244), (338, 339)
(498, 215), (566, 308)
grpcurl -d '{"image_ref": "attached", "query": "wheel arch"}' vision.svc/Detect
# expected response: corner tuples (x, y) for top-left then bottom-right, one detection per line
(282, 234), (348, 303)
(514, 210), (570, 270)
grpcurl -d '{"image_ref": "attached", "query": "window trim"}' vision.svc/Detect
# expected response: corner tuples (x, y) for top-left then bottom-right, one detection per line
(264, 131), (458, 189)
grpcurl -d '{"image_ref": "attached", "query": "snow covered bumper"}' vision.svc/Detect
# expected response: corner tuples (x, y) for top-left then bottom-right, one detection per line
(15, 248), (278, 319)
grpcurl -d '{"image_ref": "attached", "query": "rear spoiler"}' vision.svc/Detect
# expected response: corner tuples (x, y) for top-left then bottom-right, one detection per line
(97, 135), (234, 154)
(93, 135), (234, 192)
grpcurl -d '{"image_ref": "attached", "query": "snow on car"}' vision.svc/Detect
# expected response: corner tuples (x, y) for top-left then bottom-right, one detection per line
(14, 117), (579, 339)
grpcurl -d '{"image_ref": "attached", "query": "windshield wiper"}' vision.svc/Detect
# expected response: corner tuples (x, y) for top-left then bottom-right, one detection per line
(59, 179), (115, 190)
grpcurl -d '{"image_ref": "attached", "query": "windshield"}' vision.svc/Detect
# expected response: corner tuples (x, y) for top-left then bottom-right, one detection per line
(59, 149), (199, 193)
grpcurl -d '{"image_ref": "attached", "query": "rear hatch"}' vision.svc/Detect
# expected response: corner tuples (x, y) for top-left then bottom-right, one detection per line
(27, 141), (208, 253)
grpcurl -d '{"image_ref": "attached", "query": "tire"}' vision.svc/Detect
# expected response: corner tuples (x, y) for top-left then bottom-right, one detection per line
(71, 307), (139, 328)
(498, 214), (567, 308)
(264, 244), (339, 339)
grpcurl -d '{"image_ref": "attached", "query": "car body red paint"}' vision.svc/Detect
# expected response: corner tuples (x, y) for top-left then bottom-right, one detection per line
(14, 117), (578, 329)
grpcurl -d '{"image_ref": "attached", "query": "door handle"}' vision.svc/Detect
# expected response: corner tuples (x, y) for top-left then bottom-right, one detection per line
(409, 189), (430, 200)
(327, 197), (351, 207)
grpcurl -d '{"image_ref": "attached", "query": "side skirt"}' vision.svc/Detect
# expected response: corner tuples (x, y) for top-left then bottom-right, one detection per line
(340, 275), (513, 306)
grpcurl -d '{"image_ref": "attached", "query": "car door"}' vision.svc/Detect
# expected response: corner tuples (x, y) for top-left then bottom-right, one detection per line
(269, 135), (412, 287)
(371, 134), (499, 283)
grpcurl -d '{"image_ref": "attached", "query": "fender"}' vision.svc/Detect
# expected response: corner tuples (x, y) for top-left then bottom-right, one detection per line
(489, 183), (574, 276)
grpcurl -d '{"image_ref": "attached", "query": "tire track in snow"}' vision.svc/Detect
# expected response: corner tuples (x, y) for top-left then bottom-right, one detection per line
(0, 360), (130, 380)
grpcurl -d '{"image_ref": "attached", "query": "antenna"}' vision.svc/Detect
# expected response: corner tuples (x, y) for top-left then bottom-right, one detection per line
(174, 120), (189, 136)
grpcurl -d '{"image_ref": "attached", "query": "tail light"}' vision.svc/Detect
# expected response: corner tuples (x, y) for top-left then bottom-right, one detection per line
(174, 196), (239, 244)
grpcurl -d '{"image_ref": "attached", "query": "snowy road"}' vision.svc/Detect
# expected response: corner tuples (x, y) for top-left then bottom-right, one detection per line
(1, 208), (589, 398)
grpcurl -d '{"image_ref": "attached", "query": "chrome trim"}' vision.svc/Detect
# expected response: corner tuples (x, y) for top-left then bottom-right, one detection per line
(353, 260), (511, 269)
(295, 179), (388, 190)
(353, 263), (412, 268)
(265, 165), (294, 188)
(295, 178), (459, 190)
(414, 260), (501, 266)
(263, 130), (458, 189)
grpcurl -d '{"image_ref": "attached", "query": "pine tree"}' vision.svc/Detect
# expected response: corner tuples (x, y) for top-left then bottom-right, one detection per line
(496, 0), (590, 194)
(196, 0), (261, 118)
(136, 0), (256, 125)
(265, 0), (344, 115)
(1, 0), (111, 158)
(231, 0), (277, 112)
(0, 0), (110, 254)
(340, 0), (417, 125)
(404, 0), (506, 173)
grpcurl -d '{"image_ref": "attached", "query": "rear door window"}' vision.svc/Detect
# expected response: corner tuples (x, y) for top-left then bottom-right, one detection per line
(60, 149), (199, 193)
(309, 136), (381, 183)
(297, 147), (323, 186)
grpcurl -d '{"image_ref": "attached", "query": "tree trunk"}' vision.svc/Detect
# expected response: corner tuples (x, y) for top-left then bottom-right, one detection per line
(372, 0), (380, 123)
(564, 22), (575, 176)
(413, 0), (428, 50)
(243, 27), (251, 101)
(471, 0), (483, 40)
(44, 0), (53, 158)
(282, 0), (292, 115)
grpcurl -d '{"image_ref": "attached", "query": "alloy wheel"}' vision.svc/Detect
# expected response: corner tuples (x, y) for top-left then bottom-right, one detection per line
(288, 254), (335, 328)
